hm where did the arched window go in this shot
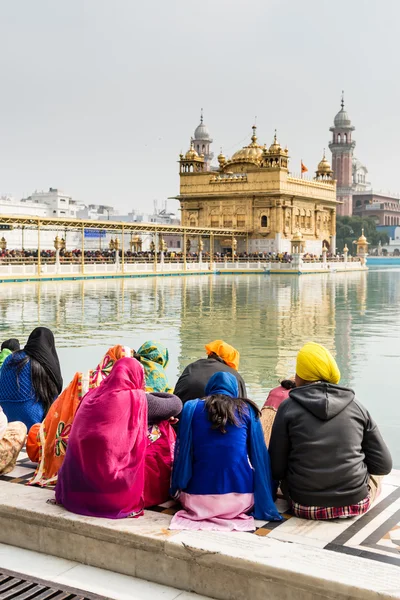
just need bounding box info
[337,133,341,143]
[344,133,348,143]
[202,144,205,153]
[261,215,268,228]
[197,145,200,152]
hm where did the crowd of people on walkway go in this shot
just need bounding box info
[0,329,392,531]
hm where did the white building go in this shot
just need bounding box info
[0,192,182,252]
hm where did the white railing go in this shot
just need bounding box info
[0,257,367,278]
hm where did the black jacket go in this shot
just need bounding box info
[269,383,392,507]
[174,357,247,404]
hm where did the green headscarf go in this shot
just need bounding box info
[135,340,171,393]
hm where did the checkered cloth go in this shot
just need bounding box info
[292,495,371,520]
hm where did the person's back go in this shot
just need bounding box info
[263,380,295,410]
[0,352,45,428]
[269,342,392,518]
[170,371,281,531]
[273,383,391,507]
[186,400,253,496]
[174,340,247,403]
[0,328,62,430]
[175,357,246,403]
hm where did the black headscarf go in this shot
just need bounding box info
[1,338,20,352]
[24,327,63,393]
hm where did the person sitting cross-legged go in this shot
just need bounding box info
[169,371,281,531]
[269,342,392,520]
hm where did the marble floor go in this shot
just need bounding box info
[2,450,400,569]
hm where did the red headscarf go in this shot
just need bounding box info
[55,358,148,519]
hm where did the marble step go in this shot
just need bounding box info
[0,481,399,600]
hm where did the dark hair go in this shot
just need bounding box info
[280,379,296,390]
[15,352,58,415]
[204,394,261,434]
[1,338,20,352]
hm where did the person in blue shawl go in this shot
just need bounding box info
[170,371,281,531]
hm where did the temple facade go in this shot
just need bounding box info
[176,120,338,254]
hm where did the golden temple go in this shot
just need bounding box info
[175,119,339,254]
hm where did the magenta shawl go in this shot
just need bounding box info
[55,358,148,519]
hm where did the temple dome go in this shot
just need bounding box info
[230,126,264,165]
[185,140,200,160]
[194,111,212,141]
[334,108,352,128]
[194,121,211,141]
[268,131,282,154]
[317,153,332,174]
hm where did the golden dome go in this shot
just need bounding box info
[218,149,226,165]
[229,126,264,165]
[317,151,333,174]
[357,229,367,243]
[269,131,282,154]
[184,139,200,160]
[292,230,303,242]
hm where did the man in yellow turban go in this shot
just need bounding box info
[269,342,392,521]
[174,340,246,405]
[295,342,341,386]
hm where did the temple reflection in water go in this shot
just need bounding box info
[0,270,398,462]
[0,271,372,397]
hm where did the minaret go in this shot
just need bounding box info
[192,109,214,171]
[329,93,356,216]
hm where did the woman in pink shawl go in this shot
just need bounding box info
[56,357,182,518]
[56,358,146,518]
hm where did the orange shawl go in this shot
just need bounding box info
[27,345,131,487]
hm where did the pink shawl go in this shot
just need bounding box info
[55,358,148,519]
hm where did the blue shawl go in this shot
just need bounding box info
[170,397,282,522]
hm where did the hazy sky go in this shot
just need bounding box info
[0,0,399,215]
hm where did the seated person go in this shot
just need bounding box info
[27,345,132,479]
[27,343,173,491]
[169,372,281,531]
[56,358,182,518]
[0,339,20,369]
[260,379,296,446]
[174,339,247,404]
[263,379,295,410]
[269,342,392,520]
[133,340,172,392]
[0,327,62,430]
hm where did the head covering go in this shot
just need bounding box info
[205,340,240,371]
[135,340,170,392]
[205,371,239,398]
[24,327,63,393]
[1,339,20,352]
[296,342,340,384]
[28,345,131,487]
[56,358,148,519]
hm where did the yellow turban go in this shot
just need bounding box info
[296,342,340,384]
[205,340,240,371]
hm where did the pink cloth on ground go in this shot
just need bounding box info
[263,386,290,410]
[169,492,255,532]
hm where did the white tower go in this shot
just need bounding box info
[192,109,214,171]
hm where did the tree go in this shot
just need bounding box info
[336,216,389,254]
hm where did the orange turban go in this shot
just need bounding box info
[205,340,240,371]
